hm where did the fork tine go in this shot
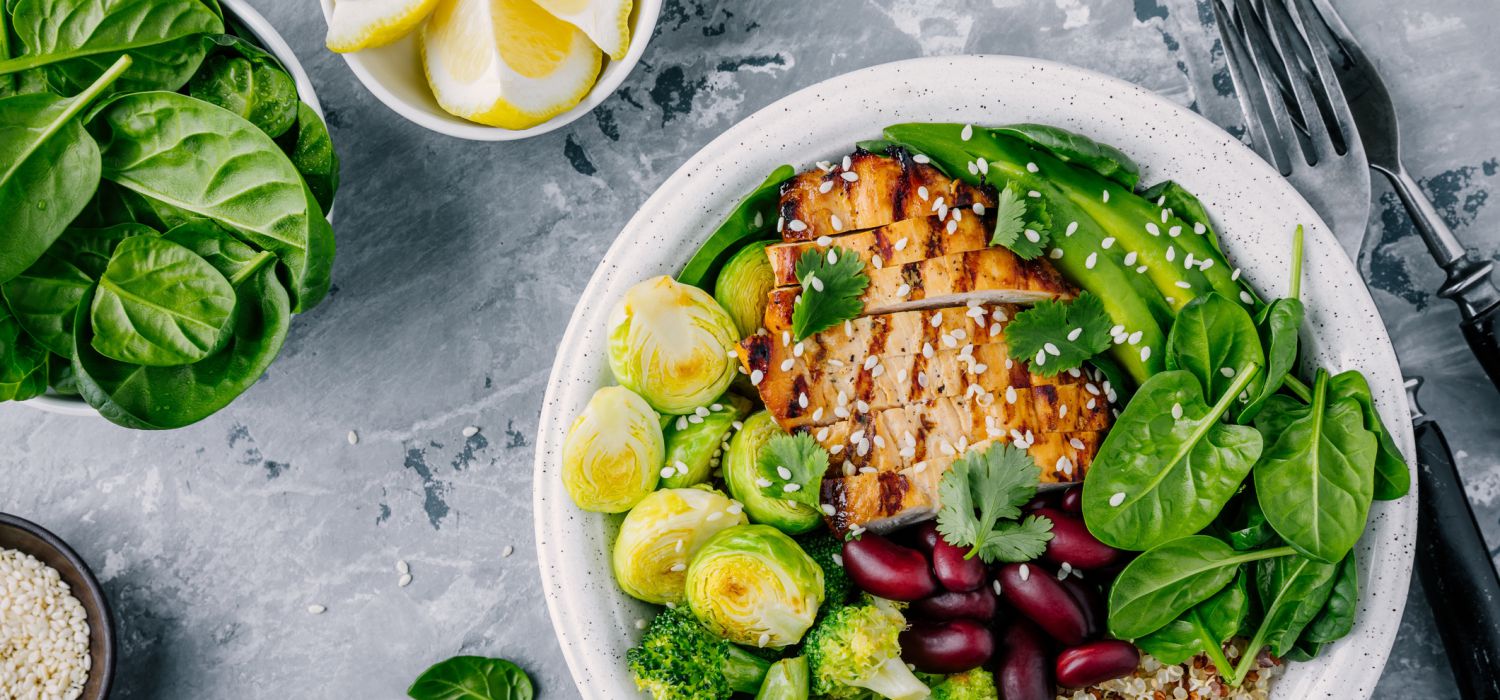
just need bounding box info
[1230,0,1302,173]
[1282,0,1360,154]
[1213,0,1291,172]
[1257,0,1341,162]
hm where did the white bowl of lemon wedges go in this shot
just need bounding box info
[319,0,660,140]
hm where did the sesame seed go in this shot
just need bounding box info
[750,370,764,385]
[821,504,836,516]
[978,158,990,175]
[1169,225,1182,237]
[1137,265,1149,274]
[1028,190,1042,198]
[777,216,785,232]
[810,275,825,292]
[1240,290,1255,304]
[1019,564,1031,581]
[896,283,912,297]
[1200,258,1215,270]
[1059,404,1068,418]
[1085,252,1098,269]
[399,573,412,587]
[812,407,824,422]
[831,215,844,231]
[1221,367,1236,378]
[1146,222,1161,236]
[670,563,687,572]
[818,180,834,193]
[974,203,986,215]
[1102,190,1110,203]
[1066,221,1079,236]
[961,124,974,141]
[1026,161,1040,173]
[918,185,930,200]
[788,219,808,232]
[676,416,688,431]
[1044,342,1061,356]
[1175,280,1192,289]
[871,365,885,378]
[827,249,838,264]
[1006,386,1018,404]
[968,161,979,176]
[397,559,410,574]
[1049,248,1064,259]
[780,359,795,372]
[993,580,1003,596]
[1172,403,1183,419]
[755,477,773,488]
[842,155,852,170]
[695,406,710,417]
[1101,237,1117,249]
[1067,327,1083,341]
[1124,251,1138,265]
[1140,346,1152,361]
[841,171,859,182]
[1025,229,1041,243]
[784,483,802,493]
[635,619,648,629]
[946,219,958,234]
[1161,209,1171,223]
[816,235,833,247]
[913,153,931,164]
[1109,492,1126,507]
[660,467,675,479]
[462,425,479,438]
[1036,349,1048,366]
[1194,222,1207,235]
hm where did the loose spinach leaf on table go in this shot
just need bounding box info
[1253,372,1377,564]
[72,242,289,429]
[89,235,237,367]
[281,102,340,214]
[1135,568,1248,666]
[992,123,1141,190]
[408,656,534,700]
[1106,535,1292,640]
[0,56,130,285]
[1228,553,1341,683]
[0,301,49,401]
[90,90,335,312]
[3,0,222,93]
[1081,366,1264,552]
[1166,292,1265,407]
[1329,370,1411,500]
[190,34,298,138]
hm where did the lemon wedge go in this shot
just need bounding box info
[422,0,603,129]
[532,0,632,61]
[326,0,442,53]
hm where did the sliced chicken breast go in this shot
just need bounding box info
[766,212,993,287]
[779,148,995,242]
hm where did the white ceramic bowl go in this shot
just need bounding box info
[316,0,662,141]
[533,56,1417,699]
[21,0,327,419]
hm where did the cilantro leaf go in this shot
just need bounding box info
[988,181,1050,260]
[791,247,868,341]
[975,514,1055,563]
[757,432,829,508]
[936,442,1045,562]
[1005,291,1114,376]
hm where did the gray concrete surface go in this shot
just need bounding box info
[2,0,1495,697]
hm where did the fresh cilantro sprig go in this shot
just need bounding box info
[791,247,869,341]
[757,432,829,508]
[988,181,1050,260]
[935,442,1053,562]
[1005,291,1114,376]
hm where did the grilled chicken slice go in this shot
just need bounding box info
[779,149,994,242]
[766,213,992,287]
[766,246,1073,318]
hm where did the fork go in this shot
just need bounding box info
[1213,1,1500,696]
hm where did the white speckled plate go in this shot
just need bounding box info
[533,55,1415,700]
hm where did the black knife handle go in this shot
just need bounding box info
[1460,302,1500,394]
[1415,419,1500,700]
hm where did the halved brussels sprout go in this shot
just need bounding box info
[685,524,825,649]
[714,242,774,339]
[661,393,752,489]
[613,487,748,604]
[609,276,741,415]
[724,411,823,534]
[562,386,663,513]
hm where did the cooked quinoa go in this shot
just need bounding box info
[0,547,91,700]
[1059,645,1282,700]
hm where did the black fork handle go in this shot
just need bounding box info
[1415,419,1500,700]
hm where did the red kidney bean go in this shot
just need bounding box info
[1055,640,1140,688]
[899,619,994,673]
[996,563,1089,645]
[842,533,938,601]
[1060,486,1083,513]
[1058,576,1104,639]
[930,537,987,592]
[1034,507,1123,571]
[912,587,999,622]
[994,619,1052,700]
[910,521,941,552]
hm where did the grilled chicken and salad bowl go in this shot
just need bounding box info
[548,120,1411,700]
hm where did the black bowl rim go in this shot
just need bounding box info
[0,512,117,699]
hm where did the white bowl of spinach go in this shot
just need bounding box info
[0,0,339,429]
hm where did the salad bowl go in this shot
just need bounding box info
[533,55,1416,699]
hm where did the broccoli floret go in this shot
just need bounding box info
[803,596,931,700]
[627,606,773,700]
[795,531,853,608]
[929,668,999,700]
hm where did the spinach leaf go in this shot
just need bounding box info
[1229,553,1340,683]
[1166,292,1265,406]
[89,235,236,366]
[282,102,339,214]
[678,164,795,290]
[189,34,298,138]
[1329,370,1410,500]
[1253,372,1377,563]
[1106,535,1292,640]
[48,223,152,279]
[91,90,335,312]
[73,180,168,229]
[4,0,222,93]
[0,5,13,96]
[72,244,289,429]
[1301,550,1358,645]
[1139,180,1225,253]
[0,55,130,284]
[48,352,79,394]
[0,300,49,400]
[992,123,1141,190]
[1218,488,1277,551]
[1239,226,1306,424]
[162,219,276,283]
[1082,366,1265,551]
[407,656,534,700]
[2,249,92,356]
[1135,569,1248,665]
